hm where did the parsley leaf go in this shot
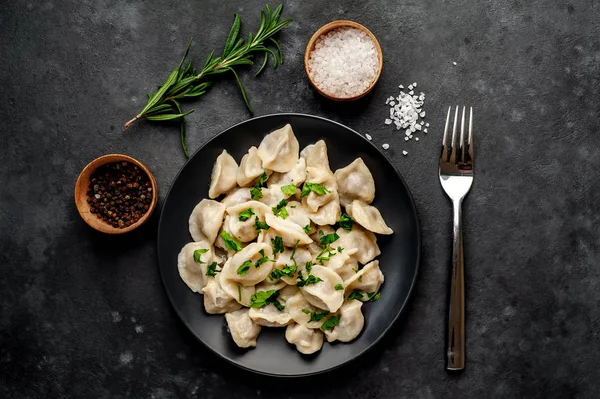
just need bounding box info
[303,224,311,234]
[206,262,219,277]
[367,291,381,302]
[358,275,363,283]
[273,301,285,311]
[255,171,268,186]
[237,260,253,276]
[238,208,255,221]
[220,231,241,252]
[290,240,300,268]
[300,182,331,197]
[320,316,340,332]
[334,284,344,291]
[297,274,323,287]
[250,289,281,309]
[253,217,270,232]
[320,233,340,247]
[250,171,269,200]
[193,248,209,263]
[316,247,337,263]
[352,267,359,273]
[302,308,311,314]
[237,283,242,301]
[269,263,297,280]
[290,205,297,208]
[271,236,284,253]
[255,249,274,268]
[308,310,330,322]
[280,184,297,196]
[305,262,312,274]
[272,199,288,219]
[337,246,344,253]
[348,290,364,300]
[338,213,354,231]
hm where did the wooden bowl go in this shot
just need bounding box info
[74,154,157,234]
[304,20,383,101]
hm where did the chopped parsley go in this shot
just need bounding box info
[205,262,219,277]
[250,289,284,311]
[348,290,364,300]
[320,233,340,247]
[338,213,354,231]
[280,184,297,196]
[237,283,242,301]
[236,260,254,276]
[297,273,323,287]
[337,246,344,253]
[320,315,340,332]
[303,224,311,234]
[302,309,330,323]
[193,248,209,263]
[220,231,241,252]
[290,240,300,268]
[250,171,269,200]
[300,182,331,197]
[302,308,311,314]
[334,284,344,291]
[238,208,255,221]
[358,275,363,283]
[253,217,270,232]
[316,247,337,263]
[367,291,381,302]
[269,264,297,280]
[305,262,312,274]
[271,236,284,253]
[352,267,359,273]
[272,199,289,219]
[255,249,274,268]
[290,205,297,208]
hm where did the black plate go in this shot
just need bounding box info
[157,113,420,377]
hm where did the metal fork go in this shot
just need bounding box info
[439,106,474,371]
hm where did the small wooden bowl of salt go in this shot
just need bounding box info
[304,20,383,101]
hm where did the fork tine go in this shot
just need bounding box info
[460,106,466,163]
[441,106,451,161]
[468,107,474,163]
[449,106,459,164]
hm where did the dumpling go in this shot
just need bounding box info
[335,226,381,265]
[255,279,287,292]
[221,242,274,286]
[177,241,219,293]
[249,304,292,327]
[219,266,255,306]
[268,157,307,187]
[334,158,375,206]
[221,187,251,208]
[343,260,384,300]
[202,277,242,314]
[285,323,324,354]
[265,213,312,247]
[225,309,261,348]
[286,291,329,329]
[237,146,263,187]
[279,284,300,301]
[285,201,312,230]
[259,186,289,207]
[300,265,344,313]
[324,300,364,343]
[346,200,393,235]
[257,124,299,173]
[306,193,341,226]
[323,248,359,281]
[225,201,272,243]
[301,140,337,189]
[273,247,312,285]
[188,199,226,243]
[209,150,238,199]
[302,186,336,213]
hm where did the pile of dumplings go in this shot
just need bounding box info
[178,124,393,354]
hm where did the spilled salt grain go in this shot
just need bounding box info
[307,27,379,98]
[382,143,390,150]
[365,134,372,141]
[402,150,408,156]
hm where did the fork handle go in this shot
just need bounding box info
[447,199,465,371]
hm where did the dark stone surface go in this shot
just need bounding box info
[1,0,599,397]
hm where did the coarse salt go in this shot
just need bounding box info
[365,133,372,141]
[382,143,390,150]
[383,82,428,152]
[402,150,408,156]
[307,27,379,98]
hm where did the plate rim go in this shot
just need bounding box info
[157,112,421,377]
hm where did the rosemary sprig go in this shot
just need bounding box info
[123,4,292,157]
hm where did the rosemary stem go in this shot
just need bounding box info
[123,116,140,131]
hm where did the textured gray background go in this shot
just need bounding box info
[1,0,600,398]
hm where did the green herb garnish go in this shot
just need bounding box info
[334,284,344,291]
[367,291,381,302]
[316,247,337,263]
[338,213,354,231]
[280,184,297,196]
[250,171,269,200]
[193,248,209,263]
[348,290,364,300]
[320,316,340,332]
[220,230,242,252]
[255,249,274,268]
[253,217,270,232]
[250,289,283,310]
[269,264,297,280]
[358,275,363,283]
[300,182,331,197]
[238,208,255,221]
[320,233,339,247]
[306,309,330,323]
[237,260,254,276]
[272,199,288,219]
[290,205,296,208]
[297,274,323,287]
[337,246,343,253]
[352,267,359,273]
[123,5,293,158]
[305,262,312,274]
[237,283,242,301]
[302,308,311,314]
[303,224,311,234]
[206,262,219,277]
[271,236,284,253]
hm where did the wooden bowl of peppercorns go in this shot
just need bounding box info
[74,154,157,234]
